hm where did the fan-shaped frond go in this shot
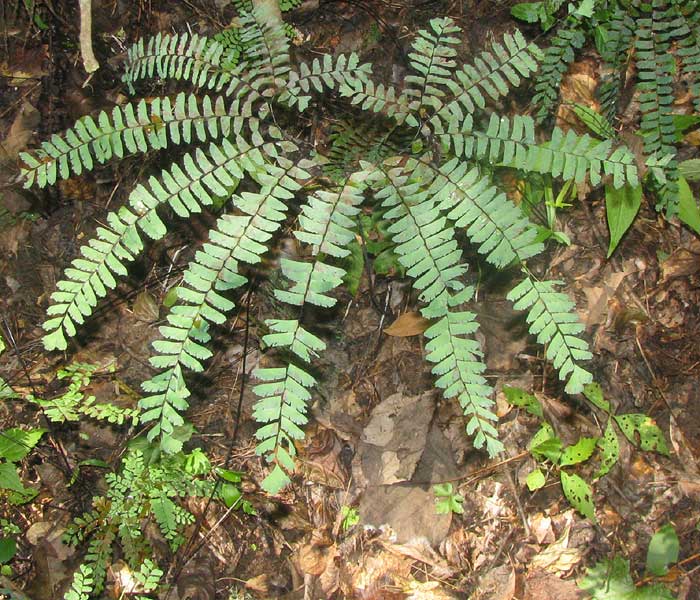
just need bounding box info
[140,156,310,452]
[122,33,234,93]
[436,30,542,118]
[280,53,372,111]
[42,135,272,352]
[20,93,251,188]
[507,276,592,394]
[401,16,461,126]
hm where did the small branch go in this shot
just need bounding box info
[78,0,99,74]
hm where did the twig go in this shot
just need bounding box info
[78,0,99,74]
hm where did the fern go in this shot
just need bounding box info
[64,565,94,600]
[23,9,647,496]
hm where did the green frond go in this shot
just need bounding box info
[140,157,309,452]
[422,156,543,267]
[42,135,272,352]
[532,16,586,122]
[507,276,592,394]
[20,93,251,188]
[339,78,411,122]
[254,169,369,491]
[122,32,235,93]
[373,157,501,455]
[238,4,291,96]
[64,565,95,600]
[434,114,640,188]
[253,363,316,493]
[280,53,372,111]
[597,7,635,122]
[401,16,462,126]
[437,30,542,118]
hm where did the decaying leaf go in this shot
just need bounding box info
[384,311,431,337]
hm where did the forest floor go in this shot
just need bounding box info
[1,0,700,599]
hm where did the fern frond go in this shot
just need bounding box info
[238,4,291,97]
[83,524,116,595]
[20,93,250,188]
[253,170,368,491]
[122,33,234,93]
[401,17,461,126]
[339,78,411,122]
[42,135,271,352]
[436,30,542,118]
[507,276,592,394]
[597,6,635,121]
[373,157,501,455]
[532,16,586,122]
[434,114,640,188]
[141,157,309,453]
[64,564,95,600]
[420,156,543,267]
[280,53,372,111]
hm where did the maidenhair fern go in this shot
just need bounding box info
[515,0,700,214]
[22,6,651,504]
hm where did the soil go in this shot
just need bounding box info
[1,0,699,599]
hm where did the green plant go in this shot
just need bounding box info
[579,524,679,599]
[0,427,46,505]
[513,0,700,215]
[26,362,139,426]
[61,445,220,598]
[20,5,657,496]
[433,482,465,515]
[340,505,360,531]
[504,384,669,521]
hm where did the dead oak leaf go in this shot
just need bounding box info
[384,311,430,337]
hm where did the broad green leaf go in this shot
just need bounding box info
[679,158,700,182]
[579,556,675,599]
[574,0,595,18]
[583,382,610,413]
[511,2,543,23]
[559,437,598,467]
[526,468,546,491]
[0,428,46,462]
[596,421,620,478]
[502,386,543,418]
[560,471,595,521]
[646,524,679,576]
[0,538,16,564]
[0,463,28,494]
[217,468,243,483]
[220,483,242,508]
[613,414,669,456]
[605,184,642,258]
[678,176,700,235]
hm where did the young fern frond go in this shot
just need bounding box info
[253,170,368,491]
[373,158,502,455]
[507,276,593,394]
[400,17,461,127]
[122,33,234,92]
[41,135,271,352]
[64,565,95,600]
[436,31,542,119]
[141,157,310,452]
[20,93,252,188]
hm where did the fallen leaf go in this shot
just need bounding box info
[132,290,160,322]
[660,239,700,283]
[1,101,40,161]
[530,521,582,574]
[244,574,269,594]
[384,311,430,337]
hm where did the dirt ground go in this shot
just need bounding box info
[1,0,699,599]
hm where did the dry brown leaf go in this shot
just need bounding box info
[244,574,269,594]
[1,101,40,161]
[132,291,160,322]
[530,522,582,574]
[384,311,431,337]
[297,541,337,577]
[660,240,700,283]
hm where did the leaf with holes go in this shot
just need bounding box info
[583,382,610,413]
[560,471,595,521]
[614,414,669,456]
[596,421,619,478]
[559,437,598,467]
[503,386,543,418]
